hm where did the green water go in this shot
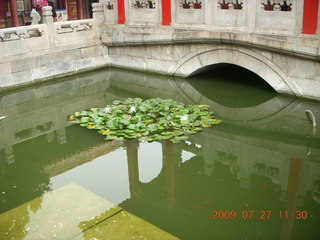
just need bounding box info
[0,67,320,239]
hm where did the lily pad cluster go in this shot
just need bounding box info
[69,98,221,143]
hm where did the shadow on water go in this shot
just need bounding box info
[187,64,278,108]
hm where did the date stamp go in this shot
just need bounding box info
[212,210,308,220]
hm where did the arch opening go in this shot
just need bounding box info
[187,64,278,108]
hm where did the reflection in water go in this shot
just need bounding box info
[187,64,278,108]
[0,68,319,239]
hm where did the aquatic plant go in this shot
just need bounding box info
[69,98,221,143]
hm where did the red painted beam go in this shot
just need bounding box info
[118,0,125,24]
[303,0,319,34]
[162,0,171,26]
[9,0,19,27]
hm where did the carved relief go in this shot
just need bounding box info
[105,1,114,10]
[180,0,203,9]
[218,0,243,10]
[261,0,292,11]
[131,0,156,9]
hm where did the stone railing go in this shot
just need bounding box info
[99,0,319,36]
[0,8,98,59]
[0,24,46,42]
[0,5,106,92]
[55,20,94,34]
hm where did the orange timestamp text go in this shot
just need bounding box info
[212,210,308,220]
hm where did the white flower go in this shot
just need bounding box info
[129,106,136,112]
[180,115,188,121]
[104,107,111,113]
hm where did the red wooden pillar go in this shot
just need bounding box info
[117,0,125,24]
[302,0,319,34]
[280,158,304,240]
[162,0,171,25]
[59,0,65,9]
[76,0,83,19]
[9,0,19,27]
[0,1,7,19]
[164,140,177,210]
[126,140,140,196]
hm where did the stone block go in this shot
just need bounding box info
[11,58,34,73]
[0,62,12,75]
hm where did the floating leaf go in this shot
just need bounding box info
[69,98,221,144]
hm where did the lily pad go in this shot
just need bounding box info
[69,98,221,143]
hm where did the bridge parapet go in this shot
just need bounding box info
[100,0,319,36]
[102,25,319,59]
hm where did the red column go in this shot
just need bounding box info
[59,0,65,9]
[0,1,7,20]
[165,140,177,210]
[302,0,319,34]
[76,0,83,19]
[9,0,19,27]
[126,140,140,196]
[162,0,171,25]
[118,0,125,24]
[280,158,304,240]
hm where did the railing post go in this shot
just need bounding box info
[93,2,104,38]
[204,0,213,25]
[247,0,257,32]
[42,6,55,48]
[93,2,105,26]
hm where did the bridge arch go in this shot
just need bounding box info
[169,47,296,95]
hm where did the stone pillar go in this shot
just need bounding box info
[204,0,213,25]
[9,0,19,27]
[238,148,251,188]
[246,0,257,32]
[93,3,104,39]
[4,145,14,164]
[56,127,67,144]
[77,0,84,19]
[42,6,55,48]
[295,0,305,35]
[93,2,105,26]
[162,0,171,25]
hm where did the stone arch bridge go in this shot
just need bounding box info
[102,26,320,100]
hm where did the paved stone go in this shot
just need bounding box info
[0,183,178,240]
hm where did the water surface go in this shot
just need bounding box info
[0,67,319,239]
